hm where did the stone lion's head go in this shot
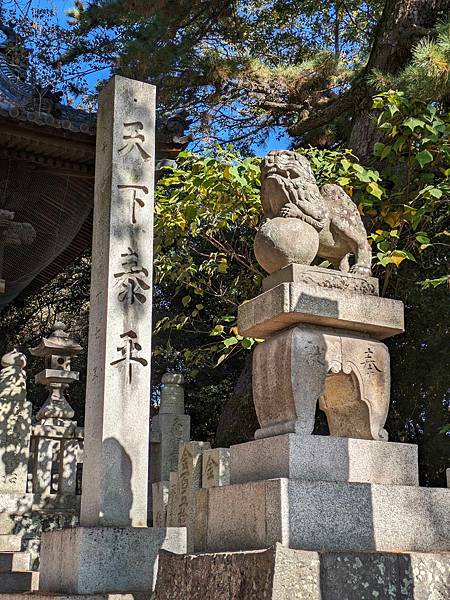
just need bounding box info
[261,150,316,183]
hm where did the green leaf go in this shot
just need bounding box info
[241,338,254,349]
[419,275,449,289]
[373,143,385,157]
[403,117,425,131]
[415,150,433,168]
[367,182,383,199]
[416,233,430,244]
[181,295,191,307]
[223,336,238,347]
[380,145,392,159]
[211,325,224,336]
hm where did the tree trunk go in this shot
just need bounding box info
[349,0,450,159]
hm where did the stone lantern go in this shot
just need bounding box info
[30,322,82,423]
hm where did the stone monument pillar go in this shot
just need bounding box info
[37,76,186,596]
[154,150,450,599]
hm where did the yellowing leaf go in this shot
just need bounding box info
[383,212,403,228]
[389,254,406,266]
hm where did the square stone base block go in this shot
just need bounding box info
[237,282,404,339]
[154,544,450,600]
[231,435,419,486]
[207,479,450,554]
[39,526,187,594]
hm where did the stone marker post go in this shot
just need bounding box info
[80,76,155,528]
[38,76,186,596]
[151,372,190,482]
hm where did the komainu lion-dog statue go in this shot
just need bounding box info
[254,150,372,275]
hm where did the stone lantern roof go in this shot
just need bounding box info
[29,322,83,357]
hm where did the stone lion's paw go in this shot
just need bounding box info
[350,264,371,276]
[280,203,301,218]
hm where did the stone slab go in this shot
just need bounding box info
[238,283,404,339]
[0,550,30,572]
[39,526,187,594]
[170,441,210,552]
[152,481,169,527]
[3,595,151,600]
[202,448,230,488]
[150,412,190,482]
[0,570,39,592]
[262,263,380,295]
[154,544,450,600]
[230,435,419,486]
[0,535,21,552]
[207,479,450,554]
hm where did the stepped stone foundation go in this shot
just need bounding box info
[154,544,450,600]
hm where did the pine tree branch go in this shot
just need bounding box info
[273,86,357,136]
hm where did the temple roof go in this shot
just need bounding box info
[0,24,190,307]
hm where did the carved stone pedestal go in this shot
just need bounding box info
[240,264,402,443]
[200,264,449,584]
[253,324,391,440]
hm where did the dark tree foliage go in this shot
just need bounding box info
[61,0,450,157]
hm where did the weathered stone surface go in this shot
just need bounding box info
[32,437,59,495]
[30,323,82,422]
[80,76,156,528]
[202,448,230,488]
[169,441,210,551]
[151,413,190,483]
[0,550,30,572]
[252,325,390,441]
[4,595,152,599]
[255,217,319,274]
[152,481,169,527]
[154,544,321,600]
[154,544,450,600]
[0,534,21,551]
[207,479,450,553]
[0,570,39,592]
[262,263,379,295]
[230,435,419,486]
[0,492,34,534]
[0,350,32,495]
[238,282,404,339]
[193,488,208,552]
[39,526,187,594]
[256,151,372,275]
[150,373,190,484]
[166,471,179,527]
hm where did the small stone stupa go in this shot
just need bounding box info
[154,150,450,599]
